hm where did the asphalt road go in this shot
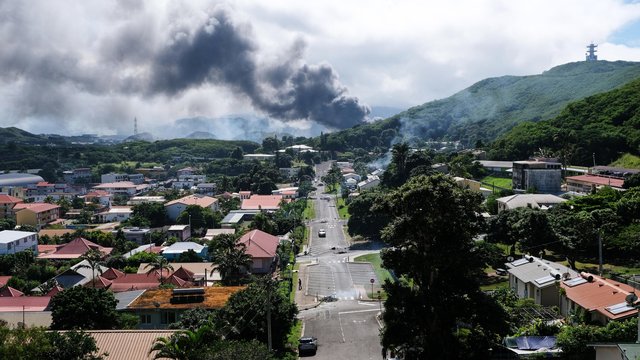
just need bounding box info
[297,161,383,359]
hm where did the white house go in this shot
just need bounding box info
[93,182,139,196]
[0,230,38,255]
[97,206,133,223]
[506,255,579,308]
[497,194,567,212]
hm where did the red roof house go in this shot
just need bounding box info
[0,194,23,219]
[37,237,113,260]
[0,286,24,297]
[238,229,280,273]
[0,276,12,287]
[92,267,194,292]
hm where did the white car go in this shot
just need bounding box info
[318,229,326,237]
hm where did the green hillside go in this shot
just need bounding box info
[488,77,640,165]
[0,127,50,144]
[323,60,640,150]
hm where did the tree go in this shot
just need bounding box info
[381,143,410,188]
[378,174,507,359]
[230,147,244,160]
[150,326,216,360]
[261,136,280,153]
[347,191,391,240]
[50,287,119,330]
[176,205,218,231]
[77,249,105,288]
[0,326,106,360]
[250,212,276,234]
[215,278,298,351]
[131,202,167,228]
[144,255,174,284]
[176,249,203,263]
[209,234,252,285]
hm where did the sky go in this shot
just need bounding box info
[2,0,640,139]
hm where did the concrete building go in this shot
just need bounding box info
[127,196,166,205]
[0,194,23,219]
[97,206,133,223]
[164,195,219,221]
[63,168,92,184]
[101,173,145,185]
[93,182,140,196]
[167,225,191,241]
[161,242,207,261]
[496,194,567,212]
[0,230,38,255]
[566,175,625,193]
[512,159,562,193]
[14,203,61,229]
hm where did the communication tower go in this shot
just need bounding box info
[586,43,598,62]
[134,117,138,136]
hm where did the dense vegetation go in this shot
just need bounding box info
[489,77,640,165]
[315,60,640,151]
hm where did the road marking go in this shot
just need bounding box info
[339,308,381,315]
[358,302,376,306]
[338,312,346,343]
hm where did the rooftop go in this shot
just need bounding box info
[566,174,625,188]
[162,242,206,254]
[165,195,218,208]
[497,194,567,210]
[127,286,244,310]
[0,194,23,204]
[13,202,60,213]
[85,330,177,360]
[239,229,279,258]
[94,181,137,189]
[38,238,113,259]
[562,272,638,320]
[0,230,37,244]
[506,256,579,287]
[240,195,286,210]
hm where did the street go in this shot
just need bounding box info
[296,161,384,359]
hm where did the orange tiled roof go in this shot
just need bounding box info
[566,175,625,188]
[165,195,218,208]
[128,286,244,310]
[0,194,23,204]
[239,229,279,259]
[13,202,60,213]
[240,195,287,210]
[562,272,638,320]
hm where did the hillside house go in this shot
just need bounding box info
[164,195,219,221]
[14,202,60,229]
[0,194,23,219]
[239,229,280,274]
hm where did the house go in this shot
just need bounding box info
[272,187,299,199]
[560,272,638,324]
[497,194,567,212]
[97,206,133,223]
[239,229,280,274]
[123,244,163,259]
[173,174,207,190]
[101,173,145,185]
[14,202,60,229]
[0,286,24,297]
[0,230,38,255]
[127,196,166,205]
[176,167,195,177]
[243,153,275,160]
[592,343,640,360]
[0,194,23,219]
[37,237,113,260]
[62,168,92,184]
[512,159,562,193]
[116,227,152,244]
[220,210,261,228]
[84,330,178,360]
[241,194,287,211]
[343,173,362,183]
[125,287,244,329]
[283,144,315,153]
[239,191,251,200]
[84,190,112,207]
[161,242,208,261]
[565,175,625,193]
[0,296,52,327]
[137,262,221,286]
[358,175,380,191]
[164,195,219,221]
[167,225,191,241]
[92,268,193,292]
[203,228,236,241]
[195,183,216,195]
[93,181,139,196]
[506,255,579,308]
[477,160,513,174]
[35,259,109,290]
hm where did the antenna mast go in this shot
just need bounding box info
[586,43,598,62]
[134,117,138,136]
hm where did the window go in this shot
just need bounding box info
[140,314,151,324]
[161,312,176,324]
[7,243,11,250]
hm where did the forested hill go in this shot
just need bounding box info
[488,77,640,166]
[322,60,640,151]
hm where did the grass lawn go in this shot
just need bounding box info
[480,175,512,190]
[336,197,350,219]
[286,319,303,355]
[480,279,509,291]
[303,199,315,220]
[290,263,300,303]
[354,253,393,284]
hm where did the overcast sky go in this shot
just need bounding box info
[2,0,640,138]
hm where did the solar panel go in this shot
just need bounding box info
[534,275,557,286]
[511,258,529,267]
[606,302,636,315]
[564,277,587,287]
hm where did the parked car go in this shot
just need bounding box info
[299,337,318,355]
[318,229,326,237]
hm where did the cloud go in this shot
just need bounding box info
[1,0,640,138]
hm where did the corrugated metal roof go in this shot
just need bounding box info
[114,290,146,310]
[562,273,638,320]
[507,256,578,287]
[86,330,177,360]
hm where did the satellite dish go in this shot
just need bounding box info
[507,256,514,263]
[626,293,638,305]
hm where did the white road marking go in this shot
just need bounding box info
[358,302,376,306]
[338,308,381,315]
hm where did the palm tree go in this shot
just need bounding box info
[149,326,216,360]
[77,249,105,288]
[210,235,252,286]
[145,255,174,284]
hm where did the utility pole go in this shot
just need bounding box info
[598,232,603,276]
[267,281,272,351]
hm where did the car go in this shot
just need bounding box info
[298,337,318,355]
[495,268,508,276]
[317,182,324,186]
[318,229,326,237]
